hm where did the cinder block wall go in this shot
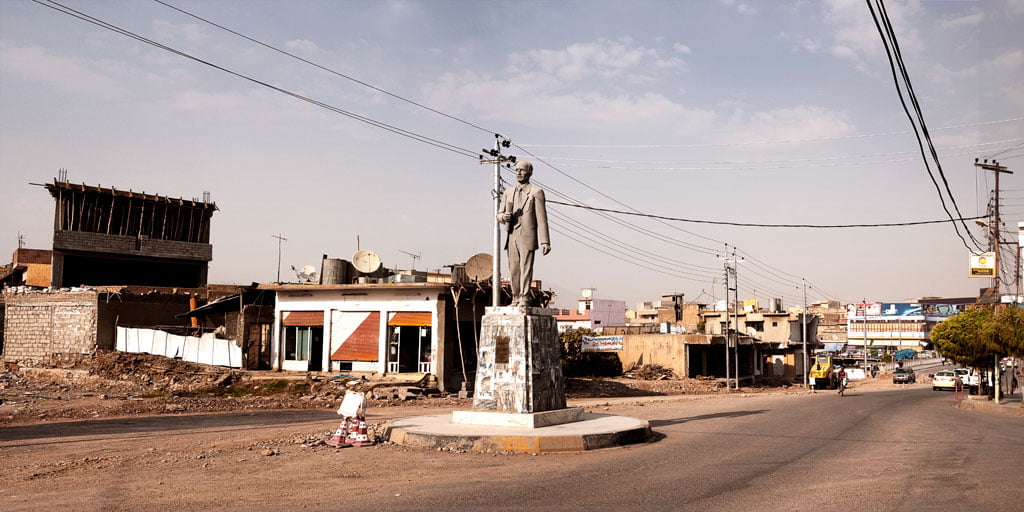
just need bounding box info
[1,291,98,365]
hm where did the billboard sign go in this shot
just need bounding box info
[922,303,965,317]
[847,302,882,318]
[969,252,995,277]
[880,303,923,317]
[582,335,623,352]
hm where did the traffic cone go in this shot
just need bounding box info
[326,420,350,447]
[345,415,374,447]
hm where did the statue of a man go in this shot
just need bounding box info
[497,160,551,306]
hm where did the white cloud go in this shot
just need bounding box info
[821,0,924,68]
[506,38,684,82]
[739,105,853,142]
[421,70,716,136]
[799,38,821,53]
[1000,84,1024,109]
[152,20,209,44]
[419,39,712,134]
[0,43,125,98]
[830,45,857,60]
[673,43,692,55]
[285,39,320,53]
[981,49,1024,71]
[719,0,757,15]
[1007,0,1024,16]
[938,12,984,30]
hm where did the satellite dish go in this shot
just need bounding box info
[465,253,493,282]
[292,265,320,283]
[352,250,382,274]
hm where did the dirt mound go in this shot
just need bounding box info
[88,351,234,392]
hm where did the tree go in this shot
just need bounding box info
[931,308,992,368]
[983,307,1024,358]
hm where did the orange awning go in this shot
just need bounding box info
[282,311,324,326]
[387,312,432,326]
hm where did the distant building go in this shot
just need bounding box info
[553,288,626,333]
[846,298,976,354]
[0,248,52,289]
[41,179,217,288]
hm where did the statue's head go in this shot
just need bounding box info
[515,160,533,184]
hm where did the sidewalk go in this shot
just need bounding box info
[956,392,1024,417]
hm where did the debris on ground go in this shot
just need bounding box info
[1,349,799,426]
[624,364,676,380]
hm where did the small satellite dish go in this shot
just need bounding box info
[352,250,382,274]
[292,265,320,283]
[465,253,493,282]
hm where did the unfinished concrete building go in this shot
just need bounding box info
[41,179,217,288]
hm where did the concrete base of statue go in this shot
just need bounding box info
[470,306,566,413]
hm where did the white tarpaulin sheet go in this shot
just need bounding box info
[115,327,241,368]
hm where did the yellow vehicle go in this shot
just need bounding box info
[809,354,836,389]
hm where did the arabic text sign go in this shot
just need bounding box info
[582,335,623,352]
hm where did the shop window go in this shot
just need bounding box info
[284,325,324,369]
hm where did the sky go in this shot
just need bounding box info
[1,0,1023,310]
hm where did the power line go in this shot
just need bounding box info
[547,200,987,228]
[531,137,1024,170]
[35,0,482,161]
[518,116,1024,149]
[867,0,981,252]
[151,0,497,137]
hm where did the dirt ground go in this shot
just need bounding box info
[0,353,802,426]
[2,353,957,511]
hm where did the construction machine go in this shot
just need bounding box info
[809,354,836,390]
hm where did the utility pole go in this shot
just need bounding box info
[975,159,1013,301]
[733,249,740,390]
[863,298,869,375]
[802,278,808,388]
[481,135,515,308]
[17,231,25,250]
[272,234,287,283]
[723,247,731,391]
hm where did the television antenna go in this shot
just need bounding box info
[399,250,421,270]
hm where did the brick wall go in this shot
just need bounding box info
[0,296,5,356]
[2,291,98,365]
[53,230,213,262]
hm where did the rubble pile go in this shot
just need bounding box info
[87,351,234,392]
[625,364,676,380]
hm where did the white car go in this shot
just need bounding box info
[932,370,958,391]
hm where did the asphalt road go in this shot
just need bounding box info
[409,387,1024,512]
[2,385,1021,511]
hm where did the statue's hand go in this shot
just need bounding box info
[541,243,551,255]
[497,213,511,224]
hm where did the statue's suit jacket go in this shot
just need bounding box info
[499,183,550,251]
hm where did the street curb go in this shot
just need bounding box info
[385,413,653,453]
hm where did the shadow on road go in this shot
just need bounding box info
[649,409,766,428]
[0,409,336,446]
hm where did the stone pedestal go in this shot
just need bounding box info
[471,306,566,413]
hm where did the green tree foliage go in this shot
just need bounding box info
[982,306,1024,358]
[931,308,992,368]
[559,328,622,377]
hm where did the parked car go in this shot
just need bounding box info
[953,368,979,389]
[932,370,958,391]
[893,367,916,384]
